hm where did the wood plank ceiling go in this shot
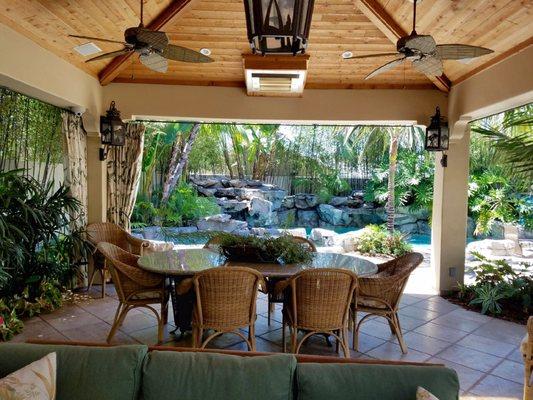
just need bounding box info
[0,0,531,90]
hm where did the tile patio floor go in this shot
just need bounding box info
[12,284,525,399]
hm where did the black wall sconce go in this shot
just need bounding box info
[424,106,449,167]
[99,101,125,161]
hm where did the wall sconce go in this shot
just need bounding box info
[99,101,125,161]
[424,106,449,167]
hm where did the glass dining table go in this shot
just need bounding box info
[137,248,378,335]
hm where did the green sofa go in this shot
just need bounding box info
[0,343,459,400]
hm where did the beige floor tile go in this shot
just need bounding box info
[491,359,524,385]
[457,334,517,358]
[366,341,432,363]
[437,345,503,372]
[128,323,177,345]
[414,322,470,343]
[114,312,158,334]
[402,331,451,355]
[398,305,441,321]
[469,374,523,399]
[428,357,486,393]
[471,319,527,346]
[431,314,488,333]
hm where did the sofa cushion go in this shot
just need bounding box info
[296,363,459,400]
[142,351,296,400]
[0,343,147,400]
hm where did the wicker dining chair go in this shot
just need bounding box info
[352,252,424,354]
[86,222,150,298]
[97,242,168,344]
[188,267,264,350]
[278,268,358,357]
[522,316,533,400]
[264,235,317,326]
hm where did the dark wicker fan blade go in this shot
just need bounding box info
[436,44,493,60]
[139,52,168,73]
[405,35,437,54]
[161,44,213,63]
[412,56,443,77]
[85,49,131,62]
[365,57,406,79]
[344,52,399,60]
[69,34,126,45]
[137,29,169,51]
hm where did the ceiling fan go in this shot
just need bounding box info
[344,0,493,79]
[69,0,213,73]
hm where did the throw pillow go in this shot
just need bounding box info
[417,386,439,400]
[0,352,56,400]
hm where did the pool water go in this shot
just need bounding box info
[165,228,433,246]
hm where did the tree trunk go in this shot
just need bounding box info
[161,123,201,204]
[386,132,399,234]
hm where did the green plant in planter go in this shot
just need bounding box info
[215,233,314,264]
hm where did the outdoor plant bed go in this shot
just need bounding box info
[444,252,532,325]
[215,233,314,264]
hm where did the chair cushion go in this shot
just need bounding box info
[296,362,460,400]
[0,343,147,400]
[142,351,296,400]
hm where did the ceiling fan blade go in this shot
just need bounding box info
[161,44,213,63]
[139,52,168,73]
[365,57,406,79]
[344,52,399,60]
[436,44,494,60]
[405,35,437,54]
[412,56,443,77]
[137,29,169,51]
[85,49,131,62]
[69,34,126,45]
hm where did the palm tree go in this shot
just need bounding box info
[345,125,424,233]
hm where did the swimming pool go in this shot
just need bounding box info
[161,228,433,246]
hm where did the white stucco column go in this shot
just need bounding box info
[431,126,470,294]
[86,133,107,224]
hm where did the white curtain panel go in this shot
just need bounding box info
[61,111,88,230]
[107,122,145,231]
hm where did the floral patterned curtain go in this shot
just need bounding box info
[107,122,145,231]
[61,111,88,230]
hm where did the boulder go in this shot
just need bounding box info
[220,179,231,188]
[278,208,297,227]
[467,217,476,238]
[332,230,366,252]
[466,239,515,258]
[417,220,431,235]
[141,226,165,240]
[233,229,251,236]
[196,179,220,188]
[229,179,245,188]
[309,228,338,246]
[196,186,217,197]
[215,187,237,198]
[329,197,348,207]
[245,179,263,187]
[282,196,295,209]
[295,194,320,209]
[217,198,249,213]
[263,189,286,211]
[298,210,319,226]
[346,197,364,208]
[285,228,307,238]
[197,214,248,233]
[393,213,418,226]
[345,208,382,227]
[164,226,198,235]
[318,204,349,226]
[248,197,277,226]
[397,223,418,234]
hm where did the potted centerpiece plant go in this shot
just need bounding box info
[215,233,314,264]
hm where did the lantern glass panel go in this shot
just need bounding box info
[261,0,295,33]
[440,125,449,150]
[100,116,112,145]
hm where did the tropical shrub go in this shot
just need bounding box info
[132,182,220,227]
[354,225,412,257]
[0,170,88,299]
[456,252,532,321]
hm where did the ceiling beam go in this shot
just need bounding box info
[356,0,451,92]
[99,0,196,86]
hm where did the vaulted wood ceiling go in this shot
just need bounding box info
[0,0,531,91]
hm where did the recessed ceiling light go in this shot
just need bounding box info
[73,42,102,56]
[341,51,353,59]
[200,48,211,56]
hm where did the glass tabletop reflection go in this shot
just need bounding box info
[137,248,377,278]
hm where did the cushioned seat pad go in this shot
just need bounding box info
[296,362,459,400]
[0,343,147,400]
[142,351,296,400]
